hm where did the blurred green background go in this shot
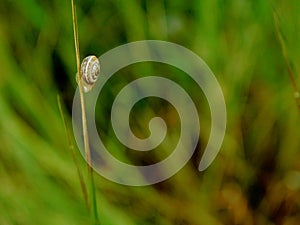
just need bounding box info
[0,0,300,224]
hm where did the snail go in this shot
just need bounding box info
[79,55,100,93]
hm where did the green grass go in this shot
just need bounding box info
[0,0,300,224]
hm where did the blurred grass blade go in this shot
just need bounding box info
[273,10,300,112]
[57,95,89,210]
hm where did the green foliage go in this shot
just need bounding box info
[0,0,299,224]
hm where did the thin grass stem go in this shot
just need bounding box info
[57,95,89,210]
[71,0,100,224]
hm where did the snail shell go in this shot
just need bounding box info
[80,55,100,92]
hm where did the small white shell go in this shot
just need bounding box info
[80,55,100,93]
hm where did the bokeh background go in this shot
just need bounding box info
[0,0,300,224]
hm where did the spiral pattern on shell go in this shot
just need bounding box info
[80,55,100,88]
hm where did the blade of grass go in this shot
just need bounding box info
[71,0,100,224]
[273,10,300,112]
[57,95,89,210]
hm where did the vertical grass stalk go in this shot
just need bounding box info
[71,0,100,224]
